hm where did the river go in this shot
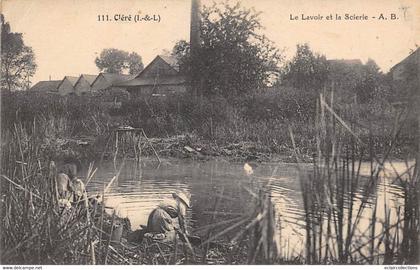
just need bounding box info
[86,158,410,258]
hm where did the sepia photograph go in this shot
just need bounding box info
[0,0,419,266]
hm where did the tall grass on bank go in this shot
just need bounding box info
[393,159,419,264]
[2,88,413,160]
[192,177,282,264]
[1,123,93,264]
[0,121,262,265]
[0,122,127,264]
[290,94,419,264]
[1,90,417,264]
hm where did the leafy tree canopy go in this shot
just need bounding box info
[281,43,329,94]
[95,48,144,75]
[1,15,37,91]
[281,44,386,104]
[355,58,383,103]
[172,2,282,97]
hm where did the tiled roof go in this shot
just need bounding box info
[328,59,363,66]
[116,75,186,87]
[65,76,79,86]
[30,80,61,92]
[81,74,98,85]
[390,47,420,71]
[101,73,136,85]
[158,55,180,71]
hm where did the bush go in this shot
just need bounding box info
[1,87,412,158]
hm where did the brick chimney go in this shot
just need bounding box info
[190,0,201,97]
[190,0,201,55]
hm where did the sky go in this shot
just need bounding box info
[2,0,420,85]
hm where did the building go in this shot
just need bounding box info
[389,48,420,156]
[117,55,187,97]
[29,80,61,93]
[91,73,135,92]
[390,48,420,82]
[57,76,78,95]
[389,48,420,104]
[74,74,97,95]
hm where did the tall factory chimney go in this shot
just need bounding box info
[190,0,201,97]
[190,0,201,56]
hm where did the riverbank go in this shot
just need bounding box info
[47,132,312,166]
[2,112,418,265]
[2,91,418,265]
[91,192,297,265]
[146,134,312,163]
[49,131,415,167]
[4,90,413,167]
[95,210,264,265]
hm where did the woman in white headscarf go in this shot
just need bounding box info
[145,190,191,240]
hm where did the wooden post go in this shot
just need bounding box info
[141,129,161,164]
[113,131,119,171]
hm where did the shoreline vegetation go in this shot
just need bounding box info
[1,90,416,165]
[1,88,419,265]
[1,2,419,264]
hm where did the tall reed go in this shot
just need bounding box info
[291,93,419,264]
[1,123,95,264]
[0,120,132,264]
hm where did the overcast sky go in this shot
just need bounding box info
[3,0,419,85]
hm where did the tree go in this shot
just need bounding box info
[171,40,190,74]
[95,48,144,74]
[172,2,282,97]
[172,40,189,59]
[355,58,382,103]
[327,59,364,102]
[281,43,329,94]
[1,15,37,91]
[127,52,144,75]
[275,44,330,120]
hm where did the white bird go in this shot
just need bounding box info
[244,163,254,175]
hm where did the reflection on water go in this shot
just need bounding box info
[86,159,407,257]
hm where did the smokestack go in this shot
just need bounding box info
[49,75,51,81]
[190,0,201,56]
[190,0,201,97]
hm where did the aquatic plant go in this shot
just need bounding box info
[290,93,419,264]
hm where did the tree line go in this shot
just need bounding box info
[0,2,400,106]
[0,14,145,91]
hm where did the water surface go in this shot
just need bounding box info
[86,158,408,257]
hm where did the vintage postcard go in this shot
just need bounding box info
[1,0,419,267]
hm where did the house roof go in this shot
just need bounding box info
[328,59,363,66]
[98,73,136,85]
[158,55,180,72]
[74,74,98,87]
[134,55,180,80]
[91,73,136,86]
[30,80,61,92]
[390,47,420,71]
[56,76,79,90]
[116,75,186,87]
[82,74,98,85]
[65,76,79,86]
